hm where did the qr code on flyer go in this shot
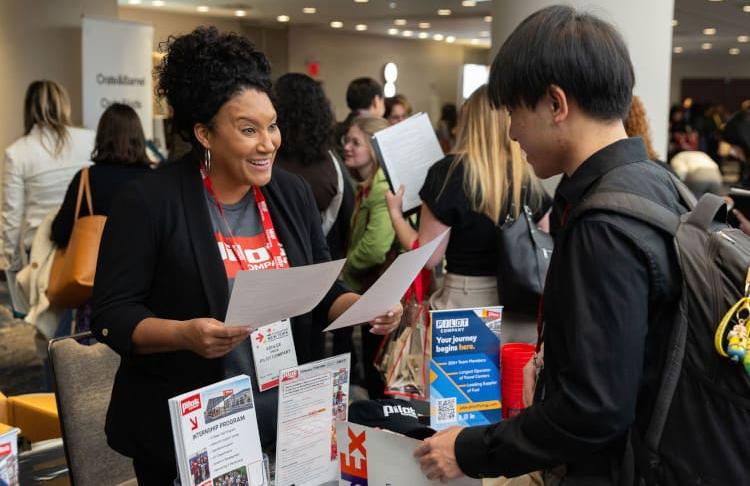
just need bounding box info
[435,397,457,424]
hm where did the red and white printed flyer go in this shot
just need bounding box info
[169,375,266,486]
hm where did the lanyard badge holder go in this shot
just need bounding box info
[715,267,750,376]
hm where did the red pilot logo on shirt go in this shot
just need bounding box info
[215,233,288,278]
[181,394,202,416]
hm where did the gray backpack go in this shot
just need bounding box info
[573,178,750,484]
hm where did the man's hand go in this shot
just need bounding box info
[414,426,465,482]
[734,209,750,236]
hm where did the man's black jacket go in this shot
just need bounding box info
[455,138,686,484]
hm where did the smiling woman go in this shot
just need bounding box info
[89,26,402,484]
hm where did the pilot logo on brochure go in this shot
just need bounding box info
[180,394,202,416]
[340,427,368,485]
[280,369,299,382]
[0,442,11,457]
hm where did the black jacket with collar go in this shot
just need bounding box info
[456,138,686,484]
[91,153,348,465]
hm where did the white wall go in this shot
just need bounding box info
[0,0,118,152]
[288,26,489,123]
[118,7,289,79]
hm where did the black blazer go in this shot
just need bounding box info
[91,153,348,465]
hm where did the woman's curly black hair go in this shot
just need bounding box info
[156,26,272,147]
[273,73,335,166]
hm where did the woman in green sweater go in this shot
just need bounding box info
[341,115,395,398]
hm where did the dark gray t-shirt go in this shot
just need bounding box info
[203,187,280,450]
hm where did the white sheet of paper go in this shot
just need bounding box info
[323,229,450,331]
[337,422,480,485]
[225,259,345,328]
[372,112,444,212]
[275,372,334,486]
[275,354,350,486]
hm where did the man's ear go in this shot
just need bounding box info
[194,123,211,150]
[547,85,569,123]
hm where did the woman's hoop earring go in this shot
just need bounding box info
[204,148,212,174]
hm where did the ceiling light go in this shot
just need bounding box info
[673,46,684,53]
[672,19,678,27]
[462,0,477,6]
[703,27,717,35]
[484,15,492,22]
[446,35,456,43]
[388,28,399,35]
[402,30,413,37]
[702,42,713,49]
[196,5,209,12]
[330,20,343,28]
[277,15,290,22]
[418,32,429,39]
[745,5,750,12]
[433,34,444,41]
[730,47,741,55]
[394,19,407,26]
[708,0,723,2]
[438,9,452,16]
[235,10,246,17]
[739,35,750,43]
[471,39,480,45]
[356,24,368,31]
[418,22,431,29]
[303,7,316,14]
[128,0,141,4]
[354,0,369,3]
[151,0,164,5]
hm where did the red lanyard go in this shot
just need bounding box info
[200,165,288,271]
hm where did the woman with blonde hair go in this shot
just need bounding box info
[341,115,396,398]
[386,85,547,310]
[3,80,95,311]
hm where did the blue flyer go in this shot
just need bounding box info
[429,306,502,431]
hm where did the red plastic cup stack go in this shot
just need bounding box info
[501,343,536,419]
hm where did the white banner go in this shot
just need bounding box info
[82,17,154,138]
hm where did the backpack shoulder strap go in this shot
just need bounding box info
[571,191,682,236]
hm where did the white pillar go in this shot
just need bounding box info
[491,0,675,161]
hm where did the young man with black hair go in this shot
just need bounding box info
[334,77,385,158]
[415,5,686,484]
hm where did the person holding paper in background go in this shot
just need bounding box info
[385,86,549,311]
[90,27,401,485]
[341,116,397,398]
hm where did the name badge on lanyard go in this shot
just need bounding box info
[201,164,296,391]
[250,319,298,391]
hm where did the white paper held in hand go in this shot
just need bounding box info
[372,112,444,212]
[225,259,346,328]
[323,229,450,331]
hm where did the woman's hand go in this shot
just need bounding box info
[385,184,406,219]
[368,303,403,335]
[180,318,251,359]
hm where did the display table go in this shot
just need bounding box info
[8,393,60,443]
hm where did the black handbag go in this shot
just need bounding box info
[496,190,553,316]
